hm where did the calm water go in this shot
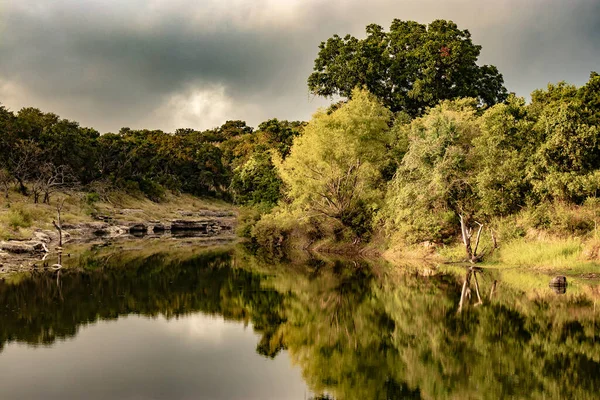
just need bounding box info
[0,241,599,399]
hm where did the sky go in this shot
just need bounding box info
[0,0,599,133]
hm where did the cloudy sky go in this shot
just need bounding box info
[1,0,599,133]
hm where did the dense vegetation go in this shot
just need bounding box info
[308,19,507,116]
[1,18,599,258]
[250,71,600,253]
[247,20,600,256]
[0,108,303,204]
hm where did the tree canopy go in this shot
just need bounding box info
[308,19,508,116]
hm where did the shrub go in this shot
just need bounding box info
[251,208,303,250]
[85,192,100,205]
[6,207,33,229]
[138,179,166,202]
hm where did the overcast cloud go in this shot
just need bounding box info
[0,0,598,133]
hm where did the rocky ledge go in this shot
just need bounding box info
[0,211,236,271]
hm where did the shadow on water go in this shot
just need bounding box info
[1,243,599,399]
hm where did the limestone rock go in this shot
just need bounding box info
[0,241,46,254]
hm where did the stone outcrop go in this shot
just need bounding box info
[0,209,237,272]
[0,240,46,254]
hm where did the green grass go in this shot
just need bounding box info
[495,238,591,270]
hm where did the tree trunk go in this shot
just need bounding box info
[16,178,27,195]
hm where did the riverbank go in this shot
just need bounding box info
[0,190,237,273]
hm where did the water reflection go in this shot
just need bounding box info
[0,244,599,399]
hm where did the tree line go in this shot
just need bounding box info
[0,105,303,204]
[248,19,600,255]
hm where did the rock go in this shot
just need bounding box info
[170,219,210,231]
[120,209,144,214]
[32,231,52,244]
[178,210,236,218]
[94,214,113,222]
[0,241,46,254]
[94,225,129,237]
[128,223,148,233]
[549,276,567,287]
[151,223,168,232]
[61,223,79,229]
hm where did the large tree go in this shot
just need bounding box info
[308,19,507,116]
[277,89,393,230]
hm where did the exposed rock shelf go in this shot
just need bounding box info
[0,210,237,272]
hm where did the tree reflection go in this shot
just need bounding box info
[1,246,599,399]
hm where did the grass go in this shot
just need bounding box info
[492,237,600,274]
[0,188,236,242]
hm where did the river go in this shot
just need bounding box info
[0,239,599,399]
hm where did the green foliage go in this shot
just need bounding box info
[5,207,33,229]
[0,103,304,203]
[383,99,480,243]
[381,72,600,245]
[275,89,392,239]
[251,207,302,250]
[230,152,282,206]
[473,96,534,217]
[84,192,100,205]
[257,119,304,159]
[308,19,507,116]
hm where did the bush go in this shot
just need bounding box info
[138,179,166,202]
[251,208,303,250]
[237,204,273,239]
[85,192,100,205]
[6,207,33,229]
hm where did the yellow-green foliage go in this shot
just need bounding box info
[251,207,308,249]
[382,99,480,243]
[277,88,392,222]
[252,89,394,245]
[5,207,33,230]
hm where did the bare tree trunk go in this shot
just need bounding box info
[459,214,473,260]
[489,280,497,300]
[459,214,485,263]
[473,272,483,305]
[473,222,484,259]
[458,270,472,313]
[16,178,27,195]
[52,200,64,269]
[491,229,498,249]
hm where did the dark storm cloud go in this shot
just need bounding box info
[0,0,598,133]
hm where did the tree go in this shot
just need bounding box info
[30,164,78,204]
[9,139,41,195]
[277,89,393,235]
[472,96,534,217]
[383,99,481,244]
[527,75,600,202]
[0,169,12,199]
[216,120,253,141]
[308,19,507,116]
[256,119,305,159]
[230,152,282,206]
